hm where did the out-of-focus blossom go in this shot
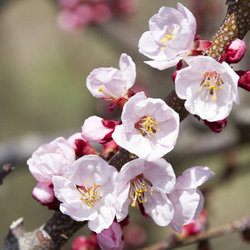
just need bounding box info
[57,4,93,32]
[123,224,146,247]
[72,233,99,250]
[27,137,76,206]
[219,38,246,64]
[138,3,197,70]
[92,3,112,23]
[175,55,240,122]
[112,92,179,161]
[96,221,124,250]
[67,132,98,157]
[57,0,138,32]
[81,116,120,144]
[168,166,214,233]
[115,158,175,226]
[52,155,117,233]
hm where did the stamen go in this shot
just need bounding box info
[198,71,224,101]
[160,25,179,50]
[78,182,102,208]
[129,175,153,207]
[134,115,160,138]
[98,85,120,100]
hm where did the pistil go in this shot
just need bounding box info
[198,71,224,101]
[78,182,102,208]
[134,115,160,138]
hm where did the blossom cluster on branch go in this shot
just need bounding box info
[23,1,250,249]
[56,0,139,32]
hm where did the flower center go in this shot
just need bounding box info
[134,115,160,138]
[160,25,179,51]
[198,71,224,101]
[78,182,102,208]
[129,174,153,207]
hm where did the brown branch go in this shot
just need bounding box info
[139,213,250,250]
[206,0,250,59]
[3,210,87,250]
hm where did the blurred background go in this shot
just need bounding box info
[1,0,250,249]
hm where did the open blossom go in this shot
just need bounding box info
[112,92,179,161]
[168,166,214,233]
[175,55,240,122]
[27,137,76,206]
[86,53,136,101]
[52,155,118,233]
[138,3,197,70]
[115,158,176,226]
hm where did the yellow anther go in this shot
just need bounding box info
[78,182,102,208]
[129,175,153,207]
[135,115,160,138]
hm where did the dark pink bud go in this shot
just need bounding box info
[204,118,227,133]
[68,133,98,157]
[72,236,89,250]
[237,70,250,91]
[192,39,212,51]
[219,39,246,64]
[72,233,98,250]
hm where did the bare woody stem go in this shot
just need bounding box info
[140,213,250,250]
[0,164,14,185]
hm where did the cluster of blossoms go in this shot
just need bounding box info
[27,2,250,249]
[56,0,139,32]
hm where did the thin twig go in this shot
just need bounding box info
[0,163,14,185]
[140,214,250,250]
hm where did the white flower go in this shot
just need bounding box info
[52,155,118,233]
[138,3,197,70]
[115,158,176,227]
[27,137,76,183]
[175,55,240,122]
[112,92,179,161]
[86,53,136,100]
[168,166,214,233]
[27,137,76,206]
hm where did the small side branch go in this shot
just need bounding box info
[140,214,250,250]
[0,163,14,185]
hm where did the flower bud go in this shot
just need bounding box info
[96,222,124,250]
[237,70,250,91]
[204,118,227,133]
[219,39,246,64]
